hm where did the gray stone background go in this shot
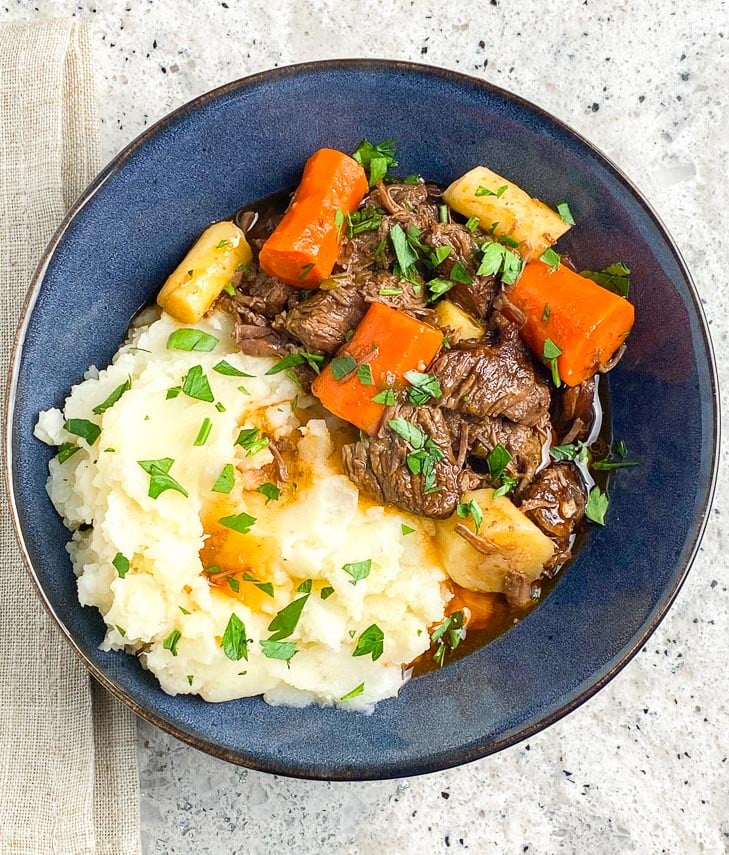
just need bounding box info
[3,0,728,852]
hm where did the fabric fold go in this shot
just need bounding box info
[0,20,141,855]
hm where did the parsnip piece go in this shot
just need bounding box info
[434,300,484,343]
[157,221,252,323]
[434,488,554,593]
[442,166,570,260]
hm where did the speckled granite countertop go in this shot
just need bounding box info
[3,0,728,852]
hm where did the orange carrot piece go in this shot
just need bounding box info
[510,260,635,387]
[311,302,444,434]
[258,148,368,287]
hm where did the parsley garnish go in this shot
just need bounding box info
[112,552,130,578]
[162,629,181,656]
[389,418,444,494]
[347,206,384,236]
[388,418,426,447]
[540,247,561,272]
[549,442,589,466]
[218,512,256,534]
[476,242,523,285]
[227,577,240,593]
[464,216,480,233]
[492,476,517,498]
[487,443,512,480]
[182,365,214,402]
[256,482,281,503]
[92,379,131,415]
[137,458,188,499]
[223,282,236,296]
[235,427,269,456]
[166,386,181,399]
[542,304,551,321]
[341,683,365,702]
[475,184,508,197]
[429,245,452,267]
[213,360,254,377]
[166,328,219,352]
[260,640,297,663]
[320,586,335,600]
[64,419,101,446]
[212,463,235,493]
[56,443,81,464]
[334,209,345,241]
[193,418,212,446]
[352,623,384,661]
[343,559,372,585]
[265,351,325,375]
[296,579,312,593]
[404,370,442,406]
[557,201,576,225]
[242,573,275,598]
[330,354,358,380]
[371,389,396,406]
[216,239,229,249]
[221,613,249,661]
[431,610,466,667]
[390,224,419,274]
[267,594,309,641]
[449,261,473,285]
[457,500,483,534]
[352,139,397,186]
[580,262,631,298]
[401,524,415,535]
[299,262,315,280]
[543,338,563,386]
[438,204,449,223]
[356,364,374,386]
[426,278,456,301]
[586,486,609,525]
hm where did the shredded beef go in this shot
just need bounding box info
[280,286,368,355]
[551,377,597,444]
[341,405,462,518]
[431,325,550,426]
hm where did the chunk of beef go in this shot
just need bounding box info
[358,270,428,316]
[227,268,300,319]
[281,286,368,354]
[551,376,597,444]
[519,463,586,566]
[231,317,293,357]
[443,410,548,484]
[338,226,384,272]
[431,325,550,427]
[341,405,462,518]
[425,222,479,273]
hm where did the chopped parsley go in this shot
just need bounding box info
[92,378,131,415]
[267,594,309,641]
[585,486,609,525]
[341,683,365,702]
[540,247,561,272]
[162,629,181,656]
[401,524,415,536]
[371,388,396,406]
[260,640,297,663]
[182,365,214,402]
[389,418,444,494]
[265,351,325,375]
[137,458,188,499]
[242,573,275,598]
[464,216,480,233]
[356,364,374,386]
[475,184,508,197]
[347,206,384,236]
[212,463,235,493]
[334,209,345,241]
[426,278,456,301]
[352,623,384,661]
[299,262,315,280]
[227,577,240,593]
[56,443,81,464]
[431,610,466,667]
[112,552,130,578]
[64,419,101,446]
[330,354,358,380]
[492,476,518,498]
[296,579,313,594]
[256,482,281,503]
[320,586,335,600]
[390,223,419,275]
[166,328,219,352]
[549,442,589,466]
[193,418,212,446]
[213,359,254,377]
[449,261,473,285]
[457,500,483,534]
[487,443,512,480]
[235,427,269,456]
[218,512,256,535]
[543,338,563,386]
[476,241,523,285]
[352,139,397,186]
[221,613,249,661]
[223,282,236,296]
[166,386,181,399]
[343,559,372,585]
[216,239,229,249]
[542,304,551,321]
[580,262,631,298]
[404,370,442,406]
[556,200,576,225]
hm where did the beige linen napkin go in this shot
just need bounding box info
[1,20,141,855]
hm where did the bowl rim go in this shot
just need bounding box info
[4,58,720,780]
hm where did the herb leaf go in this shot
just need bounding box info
[404,370,442,406]
[182,365,214,402]
[540,247,561,272]
[449,261,473,285]
[487,443,512,480]
[352,139,397,186]
[456,500,483,534]
[556,201,576,225]
[492,475,517,498]
[330,354,358,380]
[213,360,254,377]
[137,458,188,499]
[242,573,275,598]
[390,224,419,274]
[343,559,372,585]
[267,595,309,641]
[476,242,523,285]
[92,379,131,415]
[65,419,101,446]
[401,524,415,535]
[221,613,249,661]
[388,418,426,449]
[586,486,609,525]
[543,338,563,386]
[352,623,384,661]
[212,463,235,493]
[356,364,374,386]
[431,610,466,667]
[320,586,335,600]
[341,682,365,702]
[265,351,325,375]
[112,552,130,578]
[218,512,256,535]
[235,427,269,456]
[591,459,640,471]
[580,262,631,298]
[371,389,396,406]
[260,640,297,662]
[193,418,212,446]
[56,443,81,464]
[167,328,219,352]
[163,629,181,656]
[256,482,281,503]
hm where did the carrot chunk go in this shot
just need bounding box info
[311,303,444,434]
[258,148,368,287]
[509,260,635,386]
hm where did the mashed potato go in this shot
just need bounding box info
[35,309,449,710]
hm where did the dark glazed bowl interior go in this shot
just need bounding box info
[6,61,717,780]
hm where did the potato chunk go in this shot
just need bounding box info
[157,221,252,323]
[434,300,484,343]
[442,166,570,260]
[434,488,554,593]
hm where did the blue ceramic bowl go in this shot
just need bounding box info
[6,61,718,780]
